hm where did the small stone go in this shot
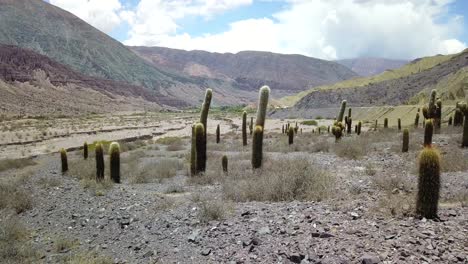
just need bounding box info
[361,254,380,264]
[350,212,360,220]
[258,226,271,235]
[142,250,154,258]
[201,248,211,256]
[311,232,334,238]
[188,229,201,243]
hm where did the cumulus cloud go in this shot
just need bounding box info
[49,0,124,33]
[124,0,466,60]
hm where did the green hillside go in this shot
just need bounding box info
[281,52,458,106]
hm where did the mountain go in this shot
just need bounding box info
[0,44,161,116]
[0,0,218,107]
[336,58,409,77]
[129,46,359,97]
[288,49,468,110]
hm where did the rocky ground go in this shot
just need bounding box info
[0,120,467,264]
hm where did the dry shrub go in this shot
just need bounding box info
[54,236,78,253]
[0,158,36,173]
[68,159,113,195]
[371,172,412,192]
[65,251,113,264]
[222,158,334,202]
[0,215,38,263]
[333,137,369,159]
[440,148,468,172]
[197,196,231,223]
[0,176,33,214]
[376,193,415,217]
[127,158,183,184]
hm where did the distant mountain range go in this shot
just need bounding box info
[336,58,409,77]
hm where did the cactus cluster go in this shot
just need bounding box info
[191,89,212,175]
[422,90,441,133]
[252,86,270,169]
[331,100,347,141]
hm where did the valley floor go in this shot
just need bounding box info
[0,115,467,263]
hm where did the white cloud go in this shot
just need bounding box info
[49,0,123,33]
[124,0,466,59]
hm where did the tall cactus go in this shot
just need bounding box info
[416,147,441,219]
[83,142,88,160]
[402,129,409,152]
[200,89,212,131]
[109,142,120,183]
[250,117,253,135]
[222,155,228,173]
[216,124,220,144]
[95,143,105,181]
[252,86,270,169]
[194,123,206,173]
[424,119,434,147]
[60,148,68,173]
[288,126,294,145]
[242,111,247,146]
[337,100,347,122]
[252,125,263,169]
[459,103,468,147]
[190,125,196,176]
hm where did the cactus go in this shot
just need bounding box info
[190,125,196,176]
[459,103,468,147]
[422,90,441,133]
[398,118,401,131]
[83,142,88,160]
[435,99,442,132]
[414,112,420,128]
[60,148,68,173]
[251,125,263,169]
[198,89,212,172]
[348,108,352,118]
[448,115,452,126]
[242,111,247,146]
[424,119,434,147]
[194,123,206,173]
[384,118,388,128]
[255,86,270,128]
[282,125,284,134]
[337,100,347,122]
[216,124,220,144]
[200,89,212,131]
[251,86,270,169]
[250,117,253,135]
[357,121,362,135]
[402,129,409,152]
[331,122,344,142]
[347,117,352,134]
[300,128,302,134]
[327,126,330,133]
[222,155,228,173]
[416,147,441,219]
[95,143,104,181]
[374,120,378,131]
[454,102,463,126]
[288,126,294,145]
[109,142,120,183]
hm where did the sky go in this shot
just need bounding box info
[46,0,468,60]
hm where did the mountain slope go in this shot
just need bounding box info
[0,44,160,116]
[0,0,211,106]
[292,49,468,110]
[336,58,408,77]
[129,46,359,96]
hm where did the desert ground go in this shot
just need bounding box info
[0,111,467,264]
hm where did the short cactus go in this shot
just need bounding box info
[95,143,105,181]
[402,129,409,152]
[288,126,294,145]
[454,103,463,126]
[357,121,362,135]
[250,117,253,135]
[416,147,441,219]
[216,124,220,144]
[414,112,420,128]
[222,155,228,173]
[282,125,284,134]
[83,142,88,160]
[109,142,120,183]
[348,108,352,118]
[374,120,378,131]
[384,118,388,128]
[424,119,434,147]
[190,125,196,176]
[242,111,247,146]
[251,125,263,169]
[398,118,401,131]
[346,117,352,134]
[194,123,206,173]
[60,148,68,173]
[459,103,468,147]
[448,116,452,126]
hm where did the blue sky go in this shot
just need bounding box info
[48,0,467,60]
